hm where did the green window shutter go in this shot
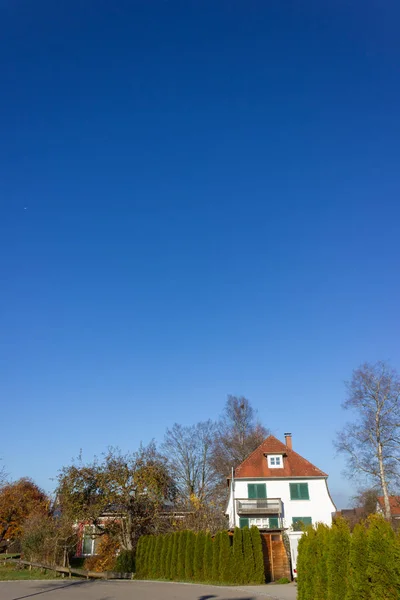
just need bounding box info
[290,483,299,500]
[256,484,267,499]
[269,517,279,528]
[290,483,309,500]
[248,484,256,499]
[299,483,309,499]
[239,518,249,529]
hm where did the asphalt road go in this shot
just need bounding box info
[0,580,297,600]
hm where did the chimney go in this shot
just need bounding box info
[284,432,292,450]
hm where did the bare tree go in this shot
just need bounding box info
[352,487,379,516]
[335,361,400,520]
[212,395,269,480]
[162,421,216,504]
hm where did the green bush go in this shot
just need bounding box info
[232,527,244,584]
[276,577,290,584]
[345,522,369,600]
[185,531,196,580]
[115,549,135,573]
[136,527,273,585]
[194,531,205,581]
[327,517,350,600]
[242,527,253,585]
[367,514,399,600]
[250,526,265,584]
[212,532,221,582]
[160,535,168,579]
[135,537,143,577]
[147,536,155,579]
[203,532,213,581]
[177,531,187,581]
[165,533,173,580]
[314,524,330,600]
[219,531,232,583]
[170,532,179,580]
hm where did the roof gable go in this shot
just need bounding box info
[234,435,328,478]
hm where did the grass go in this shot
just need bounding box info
[0,563,66,581]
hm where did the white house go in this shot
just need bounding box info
[226,433,336,531]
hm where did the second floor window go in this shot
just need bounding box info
[290,482,309,500]
[248,483,267,499]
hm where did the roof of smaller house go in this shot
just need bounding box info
[377,496,400,516]
[234,435,328,478]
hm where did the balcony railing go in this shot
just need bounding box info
[236,498,282,515]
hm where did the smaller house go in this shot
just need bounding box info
[377,496,400,521]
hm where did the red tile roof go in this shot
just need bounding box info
[377,496,400,516]
[234,435,328,478]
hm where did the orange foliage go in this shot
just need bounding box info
[84,535,119,572]
[0,478,48,545]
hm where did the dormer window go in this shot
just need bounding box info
[268,455,283,468]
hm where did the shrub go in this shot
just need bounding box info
[159,535,168,579]
[143,536,152,577]
[345,522,369,600]
[212,532,221,582]
[83,535,119,572]
[185,531,196,580]
[219,531,232,583]
[242,527,253,584]
[250,526,265,584]
[296,529,309,600]
[203,532,213,581]
[314,523,330,600]
[170,532,179,580]
[152,535,162,578]
[367,514,399,600]
[232,527,244,584]
[146,536,155,578]
[194,531,205,581]
[115,549,135,573]
[327,517,350,600]
[177,531,187,581]
[165,533,173,579]
[276,577,290,584]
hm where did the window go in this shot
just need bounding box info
[269,517,279,528]
[247,483,267,499]
[82,526,95,556]
[292,517,312,529]
[268,455,282,468]
[290,482,309,500]
[239,518,249,529]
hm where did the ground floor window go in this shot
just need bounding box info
[239,517,280,529]
[292,516,312,529]
[81,526,101,556]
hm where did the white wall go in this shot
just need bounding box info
[227,477,336,529]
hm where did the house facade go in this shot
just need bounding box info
[226,433,336,531]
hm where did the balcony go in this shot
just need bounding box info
[236,498,282,515]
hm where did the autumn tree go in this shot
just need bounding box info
[211,396,268,502]
[21,510,77,566]
[335,361,400,520]
[0,478,48,550]
[56,442,176,552]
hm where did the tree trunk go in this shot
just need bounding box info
[377,440,391,520]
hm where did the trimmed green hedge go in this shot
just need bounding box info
[136,526,265,584]
[297,515,400,600]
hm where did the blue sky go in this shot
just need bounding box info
[1,1,399,508]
